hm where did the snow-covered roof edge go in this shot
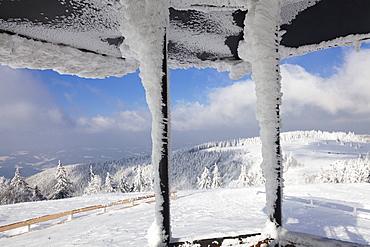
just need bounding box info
[0,32,138,79]
[280,33,370,58]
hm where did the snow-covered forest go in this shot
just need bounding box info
[1,130,369,205]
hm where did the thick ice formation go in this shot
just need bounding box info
[238,0,283,228]
[119,1,170,246]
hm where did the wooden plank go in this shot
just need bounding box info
[169,233,264,247]
[0,191,178,233]
[105,198,132,207]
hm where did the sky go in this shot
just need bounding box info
[1,44,370,154]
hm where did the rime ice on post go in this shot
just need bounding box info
[120,1,170,246]
[238,0,283,231]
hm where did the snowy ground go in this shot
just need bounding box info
[1,183,370,246]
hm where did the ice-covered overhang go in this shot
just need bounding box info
[1,0,370,78]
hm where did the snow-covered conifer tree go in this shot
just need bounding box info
[84,165,102,195]
[132,166,150,192]
[119,175,131,193]
[7,168,33,204]
[32,185,46,201]
[197,167,211,190]
[51,160,73,200]
[316,166,329,183]
[366,151,370,161]
[11,168,29,188]
[238,164,252,187]
[211,164,222,188]
[104,172,116,193]
[328,165,341,183]
[283,152,303,172]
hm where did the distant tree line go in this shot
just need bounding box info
[1,142,369,205]
[0,160,157,205]
[0,160,74,205]
[316,155,370,184]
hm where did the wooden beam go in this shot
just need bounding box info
[159,30,171,244]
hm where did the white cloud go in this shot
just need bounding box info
[172,80,257,131]
[1,47,370,152]
[281,49,370,115]
[0,65,151,152]
[171,48,370,132]
[0,66,69,131]
[76,110,151,133]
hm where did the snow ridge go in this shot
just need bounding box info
[21,130,370,198]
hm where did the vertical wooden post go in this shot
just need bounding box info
[159,31,171,245]
[274,115,283,227]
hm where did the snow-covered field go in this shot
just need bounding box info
[1,183,370,246]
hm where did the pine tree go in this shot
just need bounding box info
[84,165,102,195]
[11,168,29,188]
[238,164,253,186]
[51,160,73,200]
[211,164,222,188]
[119,175,131,193]
[328,165,341,183]
[104,172,116,193]
[7,168,33,204]
[32,185,46,201]
[197,167,211,190]
[132,166,149,192]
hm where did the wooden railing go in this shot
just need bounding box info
[0,191,177,237]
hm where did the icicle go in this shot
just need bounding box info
[355,40,362,52]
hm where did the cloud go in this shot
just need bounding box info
[0,65,151,152]
[171,48,370,133]
[172,80,257,131]
[281,49,370,115]
[76,110,151,133]
[1,47,370,152]
[0,66,72,131]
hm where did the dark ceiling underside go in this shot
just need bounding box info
[1,0,370,62]
[281,0,370,48]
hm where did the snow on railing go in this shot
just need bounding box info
[286,195,370,219]
[0,191,178,238]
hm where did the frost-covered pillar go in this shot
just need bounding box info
[120,1,171,246]
[159,31,171,243]
[239,1,283,229]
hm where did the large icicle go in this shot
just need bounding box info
[239,0,284,234]
[119,1,170,246]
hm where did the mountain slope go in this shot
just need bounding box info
[25,130,370,197]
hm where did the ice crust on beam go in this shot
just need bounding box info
[280,0,321,25]
[0,0,125,58]
[119,1,170,246]
[280,33,370,58]
[3,0,369,78]
[0,32,136,78]
[238,0,283,230]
